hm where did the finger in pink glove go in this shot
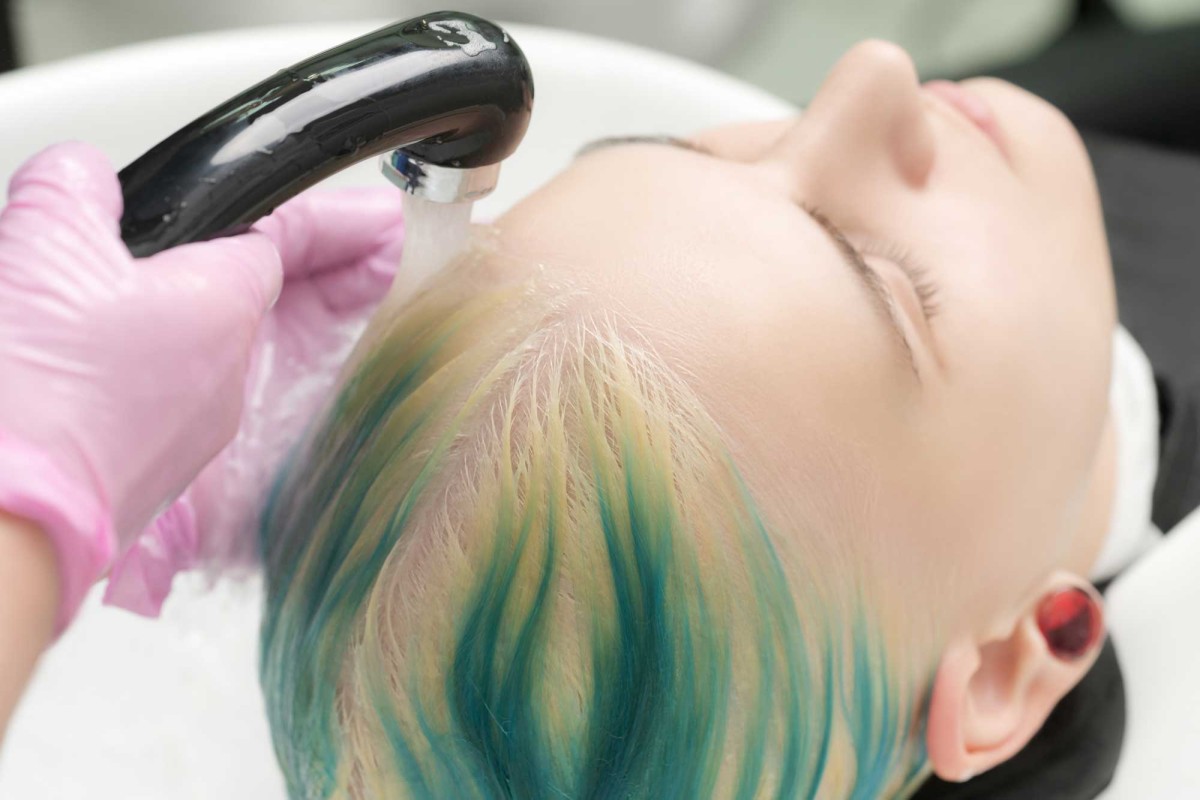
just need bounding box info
[105,187,406,615]
[0,142,283,635]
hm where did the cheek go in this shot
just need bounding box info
[994,191,1115,441]
[944,239,1110,456]
[913,245,1113,580]
[926,178,1113,393]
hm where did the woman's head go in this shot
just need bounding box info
[488,38,1117,778]
[261,262,930,797]
[261,40,1115,796]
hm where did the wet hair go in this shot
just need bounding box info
[258,250,932,799]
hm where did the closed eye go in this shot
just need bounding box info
[804,205,941,323]
[802,204,938,385]
[854,237,941,321]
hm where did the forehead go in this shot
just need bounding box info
[493,143,917,378]
[490,140,918,463]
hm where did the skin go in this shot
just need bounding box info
[0,511,58,742]
[484,40,1118,781]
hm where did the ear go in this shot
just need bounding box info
[924,572,1106,782]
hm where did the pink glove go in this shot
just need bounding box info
[0,142,283,635]
[103,188,406,615]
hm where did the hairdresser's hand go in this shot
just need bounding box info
[104,188,405,615]
[0,142,283,634]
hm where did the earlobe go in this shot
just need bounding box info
[925,574,1105,782]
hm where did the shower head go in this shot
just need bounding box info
[118,11,534,257]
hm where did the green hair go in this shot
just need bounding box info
[259,253,933,799]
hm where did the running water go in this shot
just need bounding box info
[390,193,475,305]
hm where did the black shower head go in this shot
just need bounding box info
[118,12,534,257]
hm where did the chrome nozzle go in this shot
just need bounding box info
[381,149,501,204]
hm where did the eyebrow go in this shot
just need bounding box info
[575,134,921,385]
[575,134,713,159]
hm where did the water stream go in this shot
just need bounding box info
[389,193,475,305]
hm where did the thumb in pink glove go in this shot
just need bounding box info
[0,142,283,635]
[104,187,406,615]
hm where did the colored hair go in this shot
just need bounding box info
[259,250,933,799]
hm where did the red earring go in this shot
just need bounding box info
[1036,586,1104,662]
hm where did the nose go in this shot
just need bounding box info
[770,40,936,191]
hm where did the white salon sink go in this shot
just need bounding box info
[0,20,792,799]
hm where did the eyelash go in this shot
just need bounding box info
[804,204,942,321]
[855,237,942,320]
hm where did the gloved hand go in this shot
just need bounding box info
[103,187,406,616]
[0,142,284,635]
